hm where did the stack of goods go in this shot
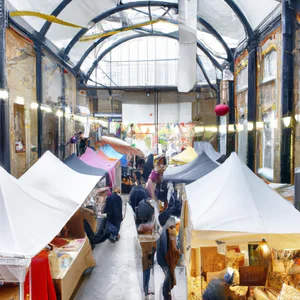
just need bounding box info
[187,276,206,300]
[267,249,300,294]
[122,176,133,193]
[49,238,86,278]
[94,187,110,215]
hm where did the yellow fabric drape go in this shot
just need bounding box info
[79,19,161,42]
[10,11,85,28]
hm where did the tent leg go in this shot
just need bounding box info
[19,281,24,300]
[29,263,32,300]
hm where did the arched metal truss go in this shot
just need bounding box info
[77,27,223,81]
[9,0,257,89]
[74,15,229,74]
[53,1,254,58]
[83,32,217,92]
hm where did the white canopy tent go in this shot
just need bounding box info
[186,152,300,250]
[19,151,101,206]
[0,165,94,299]
[0,167,80,258]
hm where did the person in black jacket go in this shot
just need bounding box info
[142,154,154,182]
[83,187,123,245]
[104,188,123,243]
[130,171,150,216]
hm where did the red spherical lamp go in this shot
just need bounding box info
[215,104,229,116]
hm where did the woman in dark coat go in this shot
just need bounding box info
[142,154,154,182]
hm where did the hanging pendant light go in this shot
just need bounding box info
[215,103,230,116]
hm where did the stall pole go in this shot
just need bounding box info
[295,169,300,211]
[19,281,24,300]
[0,0,10,173]
[280,0,296,183]
[29,262,32,300]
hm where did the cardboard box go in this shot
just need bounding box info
[141,241,156,271]
[53,238,96,300]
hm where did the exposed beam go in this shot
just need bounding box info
[75,18,225,73]
[78,83,210,92]
[38,0,73,38]
[196,56,217,93]
[197,16,232,61]
[224,0,255,41]
[65,1,252,57]
[64,1,178,56]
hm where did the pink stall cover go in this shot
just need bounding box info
[80,148,117,186]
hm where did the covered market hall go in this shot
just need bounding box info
[1,0,300,299]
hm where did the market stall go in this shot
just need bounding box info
[16,151,102,300]
[64,153,106,177]
[64,153,108,188]
[194,141,227,163]
[80,147,118,186]
[19,151,100,206]
[183,152,300,299]
[163,151,219,184]
[170,146,198,165]
[100,136,143,157]
[0,162,99,300]
[99,144,126,163]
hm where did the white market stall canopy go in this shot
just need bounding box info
[186,152,300,250]
[19,151,101,206]
[194,141,226,163]
[0,167,79,257]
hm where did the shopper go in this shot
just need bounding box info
[129,171,150,214]
[83,187,123,245]
[143,154,154,182]
[104,187,123,243]
[202,272,235,300]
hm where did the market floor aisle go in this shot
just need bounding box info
[74,202,144,300]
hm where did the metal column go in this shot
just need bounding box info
[61,68,66,159]
[247,44,257,172]
[35,45,43,158]
[216,79,221,153]
[280,0,295,183]
[0,0,10,172]
[226,62,235,156]
[154,91,159,155]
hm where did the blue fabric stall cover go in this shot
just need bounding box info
[64,154,107,176]
[100,144,127,166]
[163,151,219,184]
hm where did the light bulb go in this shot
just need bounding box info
[30,103,39,109]
[56,110,63,117]
[283,117,291,128]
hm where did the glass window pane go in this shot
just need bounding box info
[234,0,280,29]
[198,0,245,46]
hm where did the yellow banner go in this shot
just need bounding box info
[10,11,85,28]
[79,19,161,42]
